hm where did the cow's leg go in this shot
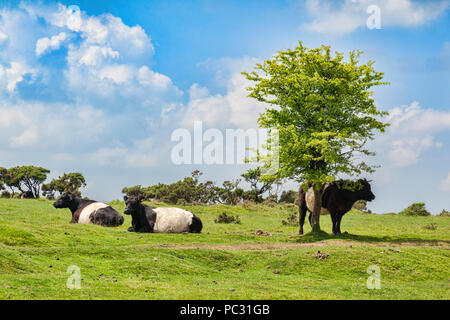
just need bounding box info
[330,212,339,235]
[336,214,343,234]
[70,213,78,224]
[299,208,307,235]
[298,185,307,235]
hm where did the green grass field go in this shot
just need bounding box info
[0,198,448,300]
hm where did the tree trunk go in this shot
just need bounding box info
[310,186,324,233]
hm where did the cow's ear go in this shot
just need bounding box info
[123,195,128,202]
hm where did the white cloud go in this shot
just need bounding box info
[440,173,450,192]
[378,101,450,166]
[75,45,120,66]
[302,0,450,35]
[97,64,134,84]
[181,57,267,129]
[137,66,173,90]
[182,84,231,127]
[10,127,38,147]
[90,137,159,168]
[0,3,176,108]
[0,61,35,92]
[36,4,154,58]
[0,102,108,149]
[0,30,8,43]
[35,32,68,56]
[388,136,435,166]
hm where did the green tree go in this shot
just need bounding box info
[122,185,146,199]
[279,190,298,204]
[241,167,278,203]
[217,180,243,205]
[243,42,389,233]
[42,172,86,199]
[399,203,431,217]
[12,166,50,198]
[0,167,6,192]
[4,167,27,197]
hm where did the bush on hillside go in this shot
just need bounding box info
[424,223,437,230]
[279,190,298,204]
[214,212,241,224]
[399,203,431,216]
[1,191,11,198]
[439,209,450,217]
[262,194,278,207]
[353,200,367,211]
[281,212,299,226]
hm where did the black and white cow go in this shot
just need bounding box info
[298,179,375,235]
[123,195,203,233]
[53,192,124,227]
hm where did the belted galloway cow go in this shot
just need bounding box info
[298,179,375,235]
[53,192,124,227]
[124,195,203,233]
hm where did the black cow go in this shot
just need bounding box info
[298,179,375,235]
[53,192,124,227]
[20,191,34,199]
[124,195,203,233]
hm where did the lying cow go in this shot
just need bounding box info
[123,195,203,233]
[298,179,375,235]
[53,192,124,227]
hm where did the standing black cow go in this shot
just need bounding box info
[124,195,203,233]
[298,179,375,235]
[53,192,124,227]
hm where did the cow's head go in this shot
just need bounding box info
[123,195,144,215]
[53,192,75,208]
[358,179,375,201]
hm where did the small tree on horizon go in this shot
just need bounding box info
[0,167,6,193]
[241,167,279,203]
[42,172,86,199]
[2,166,50,198]
[243,42,389,233]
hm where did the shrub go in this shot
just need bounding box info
[279,190,298,204]
[353,200,367,211]
[439,209,450,217]
[399,203,431,216]
[109,200,122,206]
[424,223,437,230]
[42,172,86,199]
[263,194,278,207]
[214,212,241,224]
[242,200,254,209]
[1,191,11,198]
[281,212,299,226]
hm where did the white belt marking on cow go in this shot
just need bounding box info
[152,208,194,233]
[79,202,109,224]
[305,184,331,215]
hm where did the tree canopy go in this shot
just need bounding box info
[2,166,51,198]
[243,42,389,232]
[241,167,279,203]
[42,172,87,199]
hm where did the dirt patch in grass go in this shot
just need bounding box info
[153,240,450,251]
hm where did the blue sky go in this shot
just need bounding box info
[0,0,449,214]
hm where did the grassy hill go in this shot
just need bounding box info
[0,198,448,300]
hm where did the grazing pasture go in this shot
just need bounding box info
[0,198,448,300]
